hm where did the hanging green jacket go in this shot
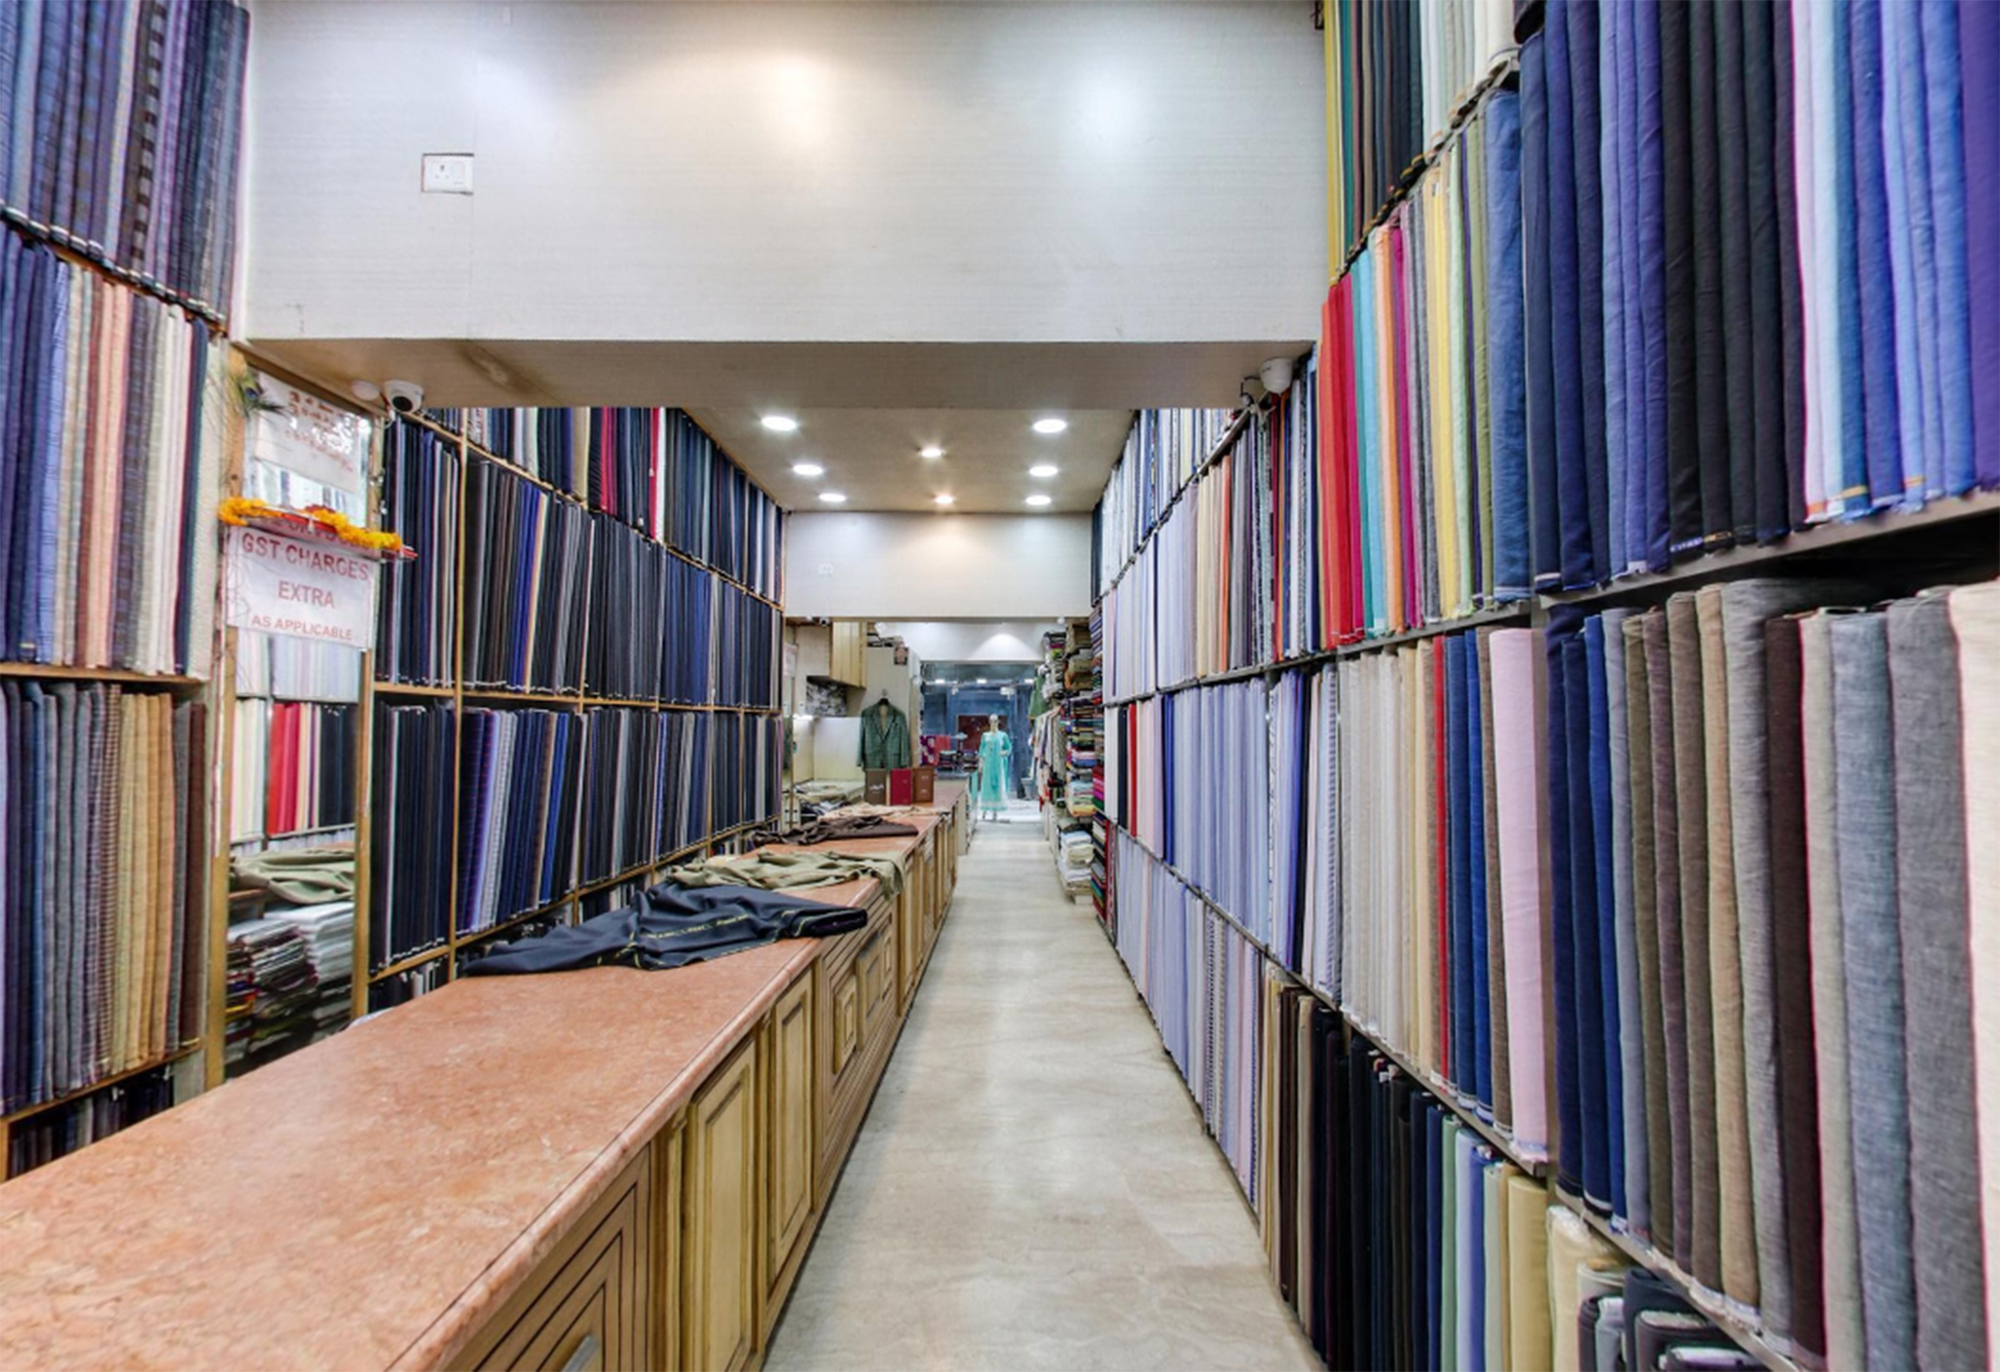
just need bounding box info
[858,699,912,769]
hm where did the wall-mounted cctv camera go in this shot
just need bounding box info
[1259,356,1296,396]
[383,380,426,414]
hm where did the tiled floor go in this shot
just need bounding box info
[764,817,1319,1371]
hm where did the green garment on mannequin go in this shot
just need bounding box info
[976,728,1012,810]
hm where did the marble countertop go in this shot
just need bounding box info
[0,854,909,1370]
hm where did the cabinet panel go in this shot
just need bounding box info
[857,935,891,1035]
[683,1039,760,1372]
[766,973,816,1291]
[832,972,860,1074]
[817,894,900,1210]
[653,1122,683,1372]
[456,1148,652,1372]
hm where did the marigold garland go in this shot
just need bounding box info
[218,496,410,556]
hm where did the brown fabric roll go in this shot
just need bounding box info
[1667,593,1721,1291]
[1698,586,1757,1307]
[1764,616,1823,1361]
[1644,611,1690,1265]
[1625,615,1673,1256]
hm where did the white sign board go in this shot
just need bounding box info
[250,377,368,496]
[224,527,380,648]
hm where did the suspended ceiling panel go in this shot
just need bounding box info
[686,407,1131,514]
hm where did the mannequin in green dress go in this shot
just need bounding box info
[975,715,1012,819]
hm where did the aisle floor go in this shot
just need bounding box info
[764,818,1319,1371]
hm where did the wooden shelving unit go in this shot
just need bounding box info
[0,235,245,1165]
[356,410,787,1012]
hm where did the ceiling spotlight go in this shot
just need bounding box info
[1029,463,1060,478]
[1031,417,1068,435]
[819,491,848,503]
[1025,493,1052,507]
[920,446,944,459]
[792,461,824,477]
[934,494,955,506]
[761,415,798,432]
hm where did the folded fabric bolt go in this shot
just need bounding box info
[462,884,868,975]
[748,815,920,848]
[821,802,922,821]
[663,850,905,897]
[231,845,358,904]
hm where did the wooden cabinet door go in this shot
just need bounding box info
[897,872,921,1011]
[765,973,816,1290]
[654,1121,683,1372]
[455,1149,652,1372]
[682,1039,760,1372]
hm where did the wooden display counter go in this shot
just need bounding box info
[0,787,969,1372]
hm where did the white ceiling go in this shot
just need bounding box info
[687,407,1130,513]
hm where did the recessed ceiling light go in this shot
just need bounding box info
[819,491,847,503]
[1031,417,1067,435]
[792,461,824,477]
[1025,494,1052,507]
[761,415,798,432]
[1029,463,1060,478]
[920,446,944,459]
[934,494,955,506]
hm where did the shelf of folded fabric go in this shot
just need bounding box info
[225,900,356,1076]
[1551,1189,1803,1372]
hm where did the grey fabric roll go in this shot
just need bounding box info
[1717,577,1873,1342]
[1646,610,1691,1265]
[1800,610,1867,1372]
[1604,606,1648,1235]
[1668,592,1721,1292]
[1889,594,1988,1372]
[1830,610,1917,1371]
[1697,586,1756,1308]
[1626,613,1673,1254]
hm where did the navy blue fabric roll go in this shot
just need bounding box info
[1548,605,1584,1195]
[1567,0,1610,585]
[1847,0,1905,511]
[1466,634,1494,1112]
[1487,90,1532,599]
[1960,0,2000,489]
[1522,32,1562,589]
[1659,0,1703,556]
[1546,2,1591,590]
[1714,0,1757,542]
[1586,615,1626,1220]
[1742,0,1790,541]
[1923,2,1974,497]
[1448,639,1476,1090]
[1689,0,1731,550]
[1565,628,1610,1210]
[1634,5,1672,571]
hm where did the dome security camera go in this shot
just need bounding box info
[383,380,426,414]
[1259,356,1296,396]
